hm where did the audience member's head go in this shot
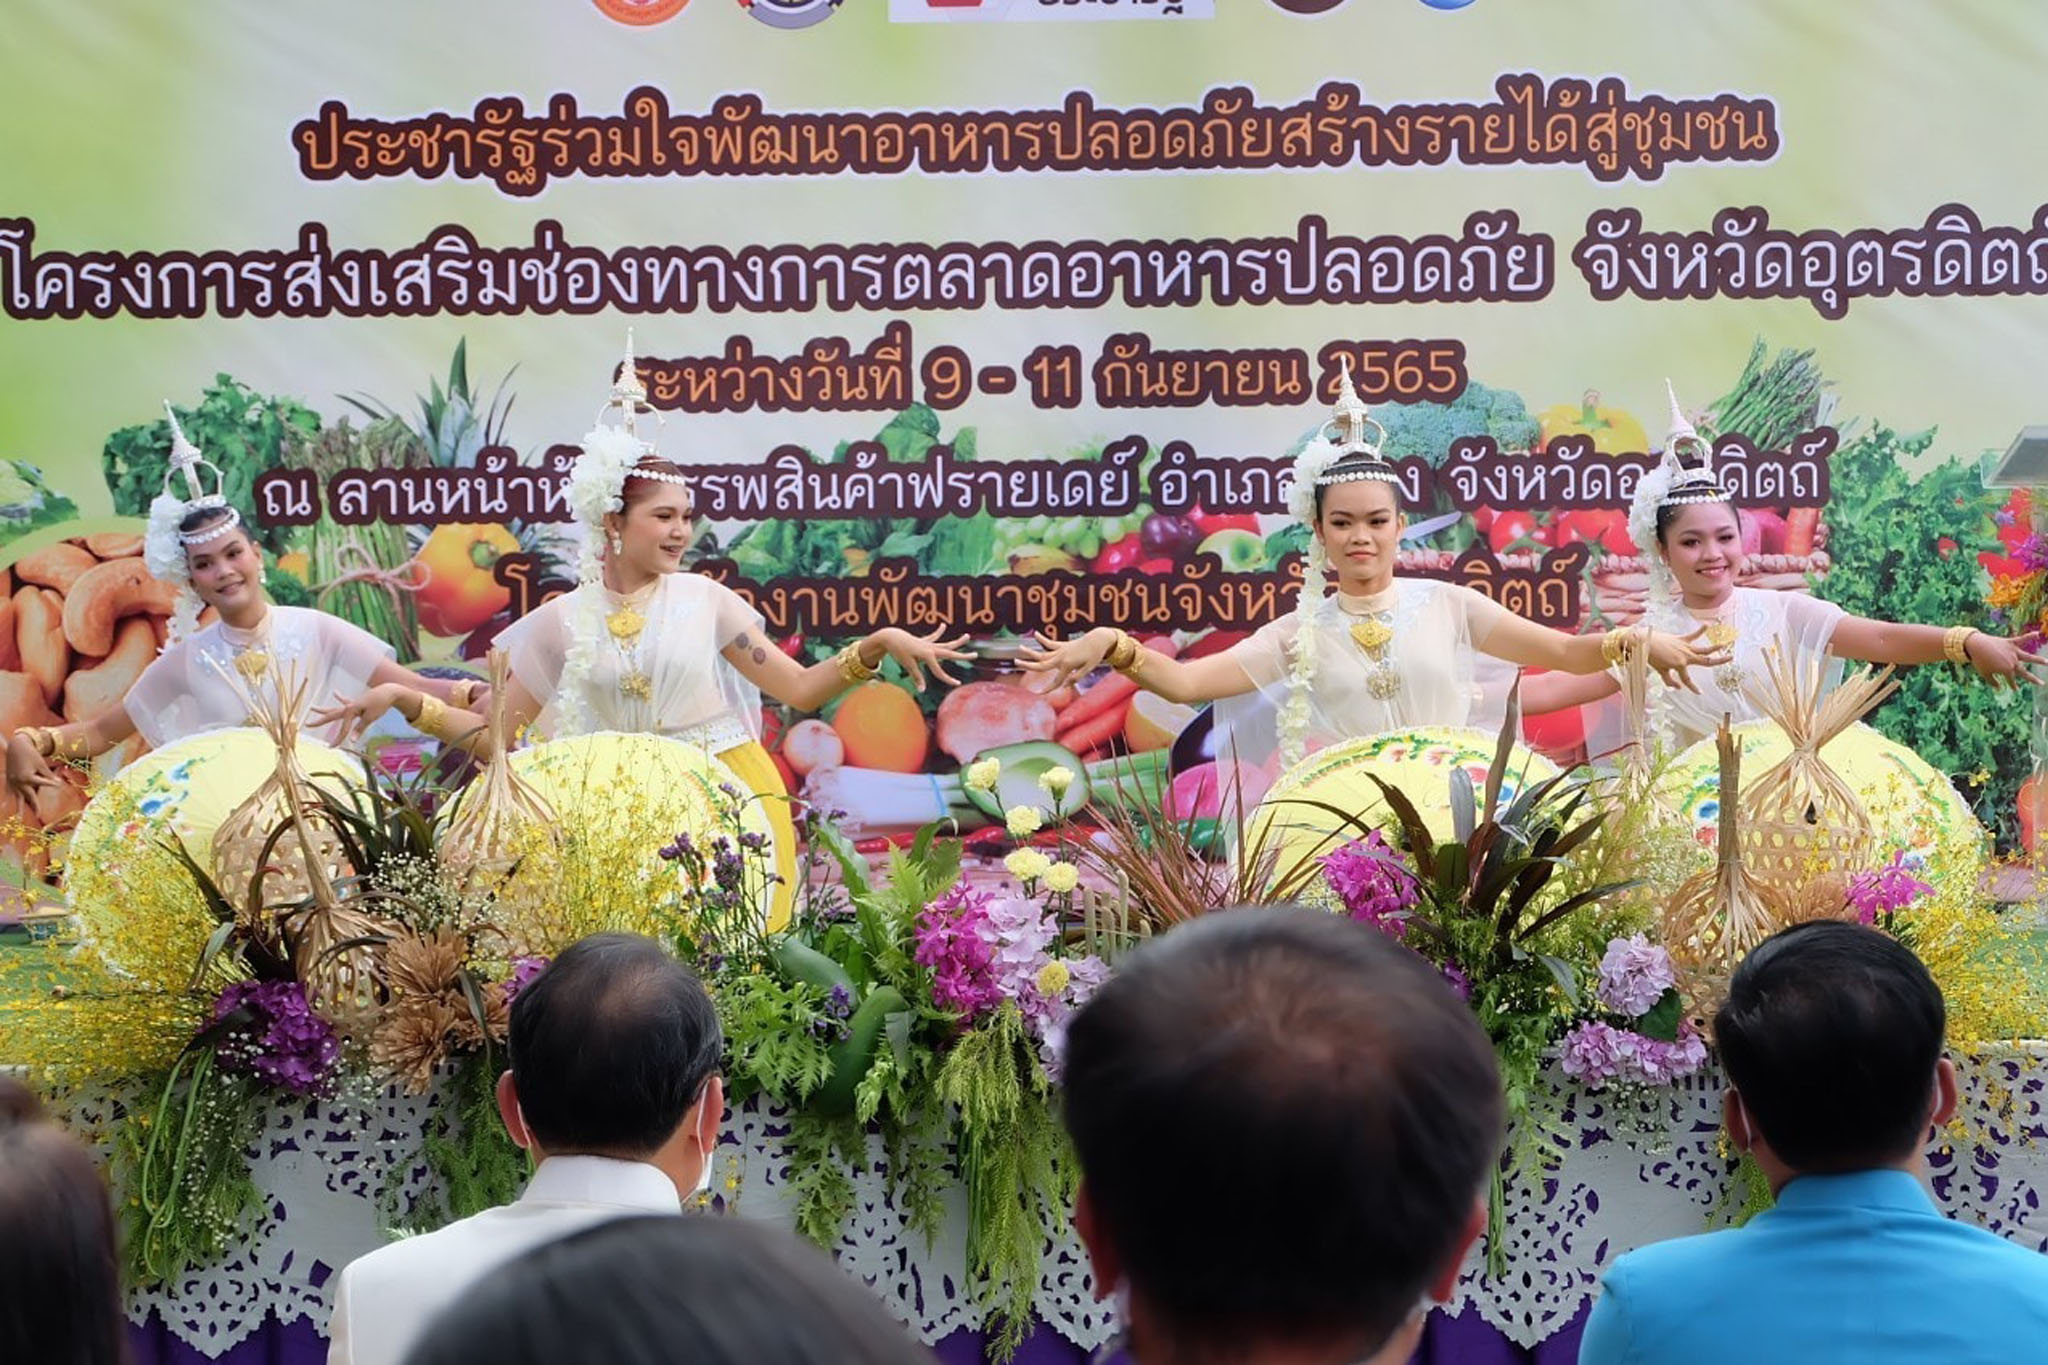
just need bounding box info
[401,1214,934,1365]
[499,932,724,1200]
[1714,919,1953,1182]
[1061,907,1504,1365]
[0,1076,127,1365]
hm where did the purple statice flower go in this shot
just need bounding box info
[809,985,856,1042]
[1320,831,1419,936]
[1846,853,1934,925]
[914,883,1003,1021]
[211,979,341,1097]
[2018,534,2048,573]
[1440,963,1473,1002]
[1596,934,1678,1017]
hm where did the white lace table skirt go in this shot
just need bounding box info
[78,1046,2048,1359]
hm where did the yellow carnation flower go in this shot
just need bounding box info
[1005,848,1052,883]
[1006,804,1045,838]
[965,757,1002,793]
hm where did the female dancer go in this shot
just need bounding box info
[5,409,479,802]
[1020,372,1726,786]
[316,342,971,921]
[1522,386,2044,751]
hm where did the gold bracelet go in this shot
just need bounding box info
[1944,625,1977,667]
[1103,630,1140,673]
[19,726,55,758]
[449,679,479,708]
[837,642,878,686]
[412,694,449,739]
[1600,628,1636,668]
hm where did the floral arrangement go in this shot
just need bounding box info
[11,681,2047,1357]
[1559,935,1708,1091]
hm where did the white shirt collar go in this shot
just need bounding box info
[518,1155,681,1213]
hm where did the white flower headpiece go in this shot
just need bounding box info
[1627,380,1730,608]
[566,330,692,583]
[143,401,242,646]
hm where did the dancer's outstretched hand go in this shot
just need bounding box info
[1964,632,2048,690]
[310,684,405,746]
[871,628,974,692]
[1644,626,1732,694]
[1017,628,1116,693]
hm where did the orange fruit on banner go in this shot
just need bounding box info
[834,681,930,773]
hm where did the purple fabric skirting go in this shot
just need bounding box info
[130,1304,1588,1365]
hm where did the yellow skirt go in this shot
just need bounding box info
[711,739,798,933]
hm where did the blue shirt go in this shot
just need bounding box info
[1578,1169,2048,1365]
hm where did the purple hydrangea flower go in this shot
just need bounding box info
[1561,1018,1708,1089]
[1596,934,1678,1017]
[1560,1019,1637,1087]
[211,979,341,1097]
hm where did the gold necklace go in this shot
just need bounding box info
[1688,601,1743,690]
[218,610,276,684]
[604,579,659,702]
[1340,590,1402,701]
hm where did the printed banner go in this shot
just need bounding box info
[2,0,2043,841]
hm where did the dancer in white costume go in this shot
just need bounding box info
[5,407,479,801]
[1020,370,1728,792]
[315,336,973,926]
[1522,384,2045,752]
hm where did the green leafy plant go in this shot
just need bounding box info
[103,375,319,557]
[1814,422,2026,845]
[344,337,516,471]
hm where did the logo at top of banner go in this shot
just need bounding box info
[1269,0,1475,11]
[740,0,844,26]
[593,0,692,24]
[890,0,1213,21]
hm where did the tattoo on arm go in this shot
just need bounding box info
[734,633,752,650]
[752,647,768,664]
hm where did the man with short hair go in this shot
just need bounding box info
[1579,919,2048,1364]
[1061,906,1504,1365]
[327,932,723,1365]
